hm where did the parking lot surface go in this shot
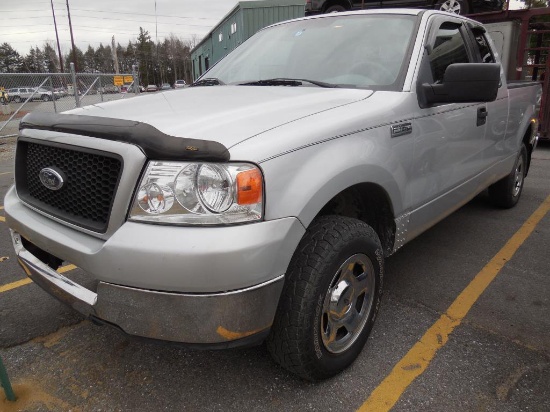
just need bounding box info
[1,141,549,411]
[0,93,141,138]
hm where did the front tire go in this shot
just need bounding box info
[489,144,527,208]
[267,216,384,381]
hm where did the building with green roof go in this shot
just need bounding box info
[191,0,305,80]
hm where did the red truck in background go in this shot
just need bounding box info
[476,7,550,140]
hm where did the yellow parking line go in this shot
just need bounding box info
[0,172,11,176]
[0,216,5,222]
[358,194,550,412]
[58,264,77,273]
[0,264,77,294]
[0,277,32,293]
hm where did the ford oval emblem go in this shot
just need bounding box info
[39,168,65,191]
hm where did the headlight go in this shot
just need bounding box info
[129,161,263,225]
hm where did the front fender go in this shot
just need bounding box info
[260,132,406,228]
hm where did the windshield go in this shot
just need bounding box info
[204,14,417,90]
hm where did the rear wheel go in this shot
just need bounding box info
[325,5,347,13]
[488,144,527,208]
[41,94,51,102]
[436,0,470,15]
[14,96,21,103]
[267,215,384,381]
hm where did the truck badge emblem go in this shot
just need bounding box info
[39,168,64,191]
[391,123,412,138]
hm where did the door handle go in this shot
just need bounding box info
[477,107,488,126]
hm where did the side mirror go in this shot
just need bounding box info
[419,63,501,107]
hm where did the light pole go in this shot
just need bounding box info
[66,0,77,72]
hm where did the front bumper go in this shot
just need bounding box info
[11,229,285,346]
[6,184,306,346]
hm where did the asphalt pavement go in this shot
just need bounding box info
[0,142,549,411]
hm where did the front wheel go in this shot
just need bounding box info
[488,144,527,208]
[267,216,384,381]
[436,0,470,15]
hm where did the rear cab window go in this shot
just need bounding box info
[470,27,496,64]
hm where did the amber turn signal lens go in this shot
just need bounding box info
[237,168,262,205]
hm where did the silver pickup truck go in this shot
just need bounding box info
[5,9,541,381]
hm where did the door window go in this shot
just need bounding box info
[429,22,470,83]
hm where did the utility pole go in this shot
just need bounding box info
[112,36,120,74]
[66,0,77,72]
[50,0,64,72]
[155,0,159,85]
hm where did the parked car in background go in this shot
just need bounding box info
[174,80,187,88]
[305,0,504,15]
[99,85,120,94]
[39,86,65,100]
[120,83,145,93]
[146,84,158,92]
[53,87,68,98]
[7,87,57,102]
[160,83,172,90]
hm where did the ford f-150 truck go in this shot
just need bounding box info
[4,9,541,381]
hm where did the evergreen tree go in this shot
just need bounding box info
[0,43,23,73]
[136,27,154,85]
[64,46,86,73]
[84,45,97,72]
[43,43,59,73]
[23,47,46,73]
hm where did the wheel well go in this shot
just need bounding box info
[316,183,395,256]
[322,0,352,12]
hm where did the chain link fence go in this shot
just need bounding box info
[1,65,140,138]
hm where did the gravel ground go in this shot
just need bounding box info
[0,113,18,165]
[0,136,16,164]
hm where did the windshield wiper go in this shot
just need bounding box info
[191,78,225,87]
[239,78,340,88]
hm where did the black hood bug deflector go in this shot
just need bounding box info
[19,112,230,162]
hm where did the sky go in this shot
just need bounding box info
[1,0,238,55]
[1,0,529,56]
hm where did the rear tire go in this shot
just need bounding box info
[489,144,527,209]
[267,215,384,381]
[325,5,347,13]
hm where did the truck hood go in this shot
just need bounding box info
[72,86,373,149]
